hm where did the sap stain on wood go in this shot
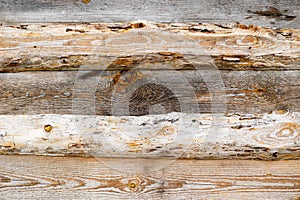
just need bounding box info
[248,6,297,21]
[0,23,299,72]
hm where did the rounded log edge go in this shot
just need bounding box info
[0,111,299,160]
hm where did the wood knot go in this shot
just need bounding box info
[129,182,137,189]
[44,124,53,132]
[274,123,299,138]
[276,127,295,137]
[127,178,142,192]
[129,83,181,116]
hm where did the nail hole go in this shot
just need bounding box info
[272,152,278,158]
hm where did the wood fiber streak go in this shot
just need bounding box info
[0,155,300,199]
[0,71,298,115]
[0,23,299,72]
[0,112,299,159]
[0,0,299,28]
[0,1,299,199]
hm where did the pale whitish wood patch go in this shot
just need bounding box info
[0,23,299,72]
[0,112,299,160]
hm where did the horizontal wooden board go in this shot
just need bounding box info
[0,155,300,199]
[0,112,299,160]
[0,23,299,72]
[0,70,298,115]
[0,0,299,29]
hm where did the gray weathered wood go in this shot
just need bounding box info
[0,155,300,199]
[0,1,299,199]
[0,0,299,28]
[0,70,298,115]
[0,112,299,160]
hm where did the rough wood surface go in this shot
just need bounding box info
[0,70,298,115]
[0,2,299,199]
[0,23,299,72]
[0,112,299,160]
[0,0,299,29]
[0,23,299,115]
[0,155,299,199]
[0,23,298,160]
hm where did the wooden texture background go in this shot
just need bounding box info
[0,113,299,160]
[0,23,299,115]
[0,0,299,199]
[0,0,299,28]
[0,155,300,200]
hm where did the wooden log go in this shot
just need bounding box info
[0,155,300,199]
[0,22,298,160]
[0,112,299,160]
[0,70,299,115]
[0,1,299,199]
[0,0,299,29]
[0,23,299,72]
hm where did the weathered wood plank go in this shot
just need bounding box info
[0,155,299,199]
[0,112,299,160]
[0,23,299,72]
[0,70,298,115]
[0,0,299,29]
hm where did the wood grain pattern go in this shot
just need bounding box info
[0,0,299,29]
[0,1,299,199]
[0,155,299,199]
[0,112,299,160]
[0,70,298,115]
[0,23,299,72]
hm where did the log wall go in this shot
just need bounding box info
[0,0,299,199]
